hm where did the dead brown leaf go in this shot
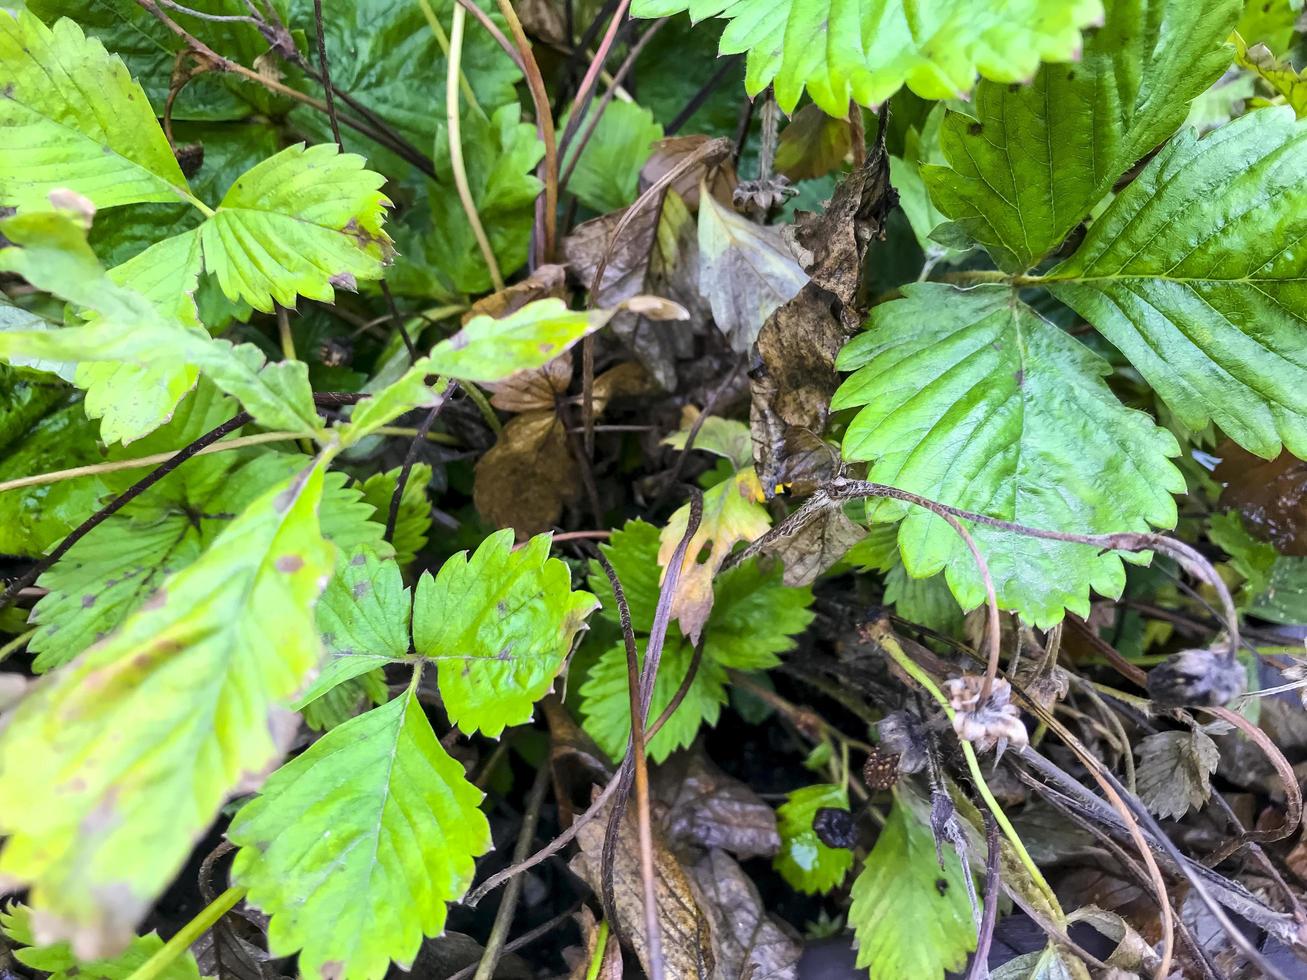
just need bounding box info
[485,351,571,413]
[1214,440,1307,555]
[570,792,716,980]
[760,503,863,587]
[463,263,567,324]
[774,104,851,182]
[687,849,801,980]
[652,749,780,859]
[640,136,738,210]
[473,411,579,535]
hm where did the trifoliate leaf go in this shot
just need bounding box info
[697,192,809,351]
[0,402,108,557]
[229,686,491,980]
[0,460,334,957]
[1042,107,1307,460]
[297,548,412,712]
[300,670,389,732]
[658,467,771,641]
[427,298,612,383]
[0,10,195,211]
[774,784,854,894]
[561,101,663,214]
[0,903,203,980]
[833,283,1184,626]
[412,530,598,737]
[630,0,1104,116]
[1135,728,1220,819]
[849,798,977,980]
[358,464,433,568]
[394,103,542,299]
[199,143,392,313]
[923,0,1239,272]
[703,560,814,670]
[578,637,729,763]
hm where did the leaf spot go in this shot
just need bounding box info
[81,594,96,608]
[143,589,167,611]
[277,555,305,573]
[935,877,949,895]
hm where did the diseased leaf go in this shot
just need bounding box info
[1042,107,1307,460]
[652,749,781,859]
[411,530,598,736]
[0,10,194,211]
[923,0,1239,271]
[561,101,663,214]
[0,903,203,980]
[630,0,1103,116]
[773,784,855,894]
[1135,729,1221,819]
[697,190,808,351]
[229,687,492,980]
[833,283,1183,626]
[0,461,335,956]
[200,144,392,313]
[848,798,977,980]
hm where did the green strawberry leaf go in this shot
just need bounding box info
[630,0,1104,116]
[774,783,854,894]
[229,685,491,980]
[412,530,598,736]
[1042,107,1307,460]
[358,464,433,568]
[849,798,977,980]
[0,460,335,956]
[0,903,203,980]
[561,100,663,214]
[833,283,1183,626]
[923,0,1239,272]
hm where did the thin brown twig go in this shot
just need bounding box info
[385,381,455,543]
[442,903,582,980]
[966,812,1000,980]
[312,0,343,149]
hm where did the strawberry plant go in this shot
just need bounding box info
[3,1,1307,979]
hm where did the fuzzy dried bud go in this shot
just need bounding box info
[944,676,1028,756]
[316,336,354,368]
[877,711,927,774]
[812,806,857,849]
[733,176,798,218]
[1147,647,1245,707]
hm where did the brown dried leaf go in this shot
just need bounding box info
[687,849,801,980]
[774,104,852,182]
[464,263,568,324]
[760,503,864,587]
[565,907,622,980]
[570,792,716,980]
[1214,440,1307,555]
[591,361,654,416]
[639,136,737,210]
[652,749,780,859]
[473,411,578,535]
[485,351,571,413]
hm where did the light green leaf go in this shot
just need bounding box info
[834,283,1183,626]
[631,0,1103,116]
[774,784,854,894]
[0,903,203,980]
[561,101,663,214]
[0,460,335,956]
[923,0,1239,272]
[358,464,432,568]
[0,10,195,211]
[588,519,664,634]
[336,358,440,448]
[1237,0,1301,55]
[427,298,610,383]
[229,687,491,980]
[849,798,976,980]
[662,412,754,469]
[0,402,108,557]
[199,143,392,313]
[297,548,412,712]
[412,530,598,736]
[1042,107,1307,460]
[1235,33,1307,118]
[578,637,730,763]
[697,192,809,351]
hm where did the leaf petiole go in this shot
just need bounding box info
[123,885,244,980]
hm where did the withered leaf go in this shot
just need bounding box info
[486,351,571,413]
[688,849,801,980]
[639,136,738,210]
[774,104,852,183]
[1135,729,1220,820]
[652,749,780,859]
[464,263,567,324]
[1214,439,1307,555]
[760,502,864,587]
[473,411,578,535]
[570,793,715,980]
[697,187,808,352]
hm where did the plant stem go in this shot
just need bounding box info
[418,0,486,121]
[445,3,504,291]
[0,629,36,665]
[584,920,611,980]
[460,380,503,434]
[124,886,244,980]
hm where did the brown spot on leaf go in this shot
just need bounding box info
[968,122,983,136]
[1014,369,1024,387]
[352,581,369,598]
[143,589,167,611]
[81,594,96,608]
[320,961,345,980]
[329,271,358,292]
[935,878,949,895]
[351,552,367,566]
[276,555,304,573]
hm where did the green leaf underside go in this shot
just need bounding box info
[923,0,1240,272]
[0,462,334,956]
[1,903,202,980]
[1043,107,1307,460]
[630,0,1104,116]
[229,688,491,980]
[0,11,193,211]
[849,798,976,980]
[412,531,598,737]
[834,283,1183,626]
[774,784,854,893]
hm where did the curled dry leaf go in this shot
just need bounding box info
[486,351,572,413]
[463,263,568,325]
[1146,647,1245,708]
[639,136,738,210]
[651,748,781,859]
[473,411,578,535]
[944,676,1028,755]
[569,791,715,980]
[688,849,802,980]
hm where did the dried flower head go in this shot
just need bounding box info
[877,711,927,774]
[862,745,900,791]
[733,176,798,217]
[316,336,354,368]
[944,675,1028,756]
[1147,647,1245,707]
[812,806,857,849]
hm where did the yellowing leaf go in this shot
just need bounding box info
[0,461,335,957]
[658,467,770,641]
[1236,33,1307,117]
